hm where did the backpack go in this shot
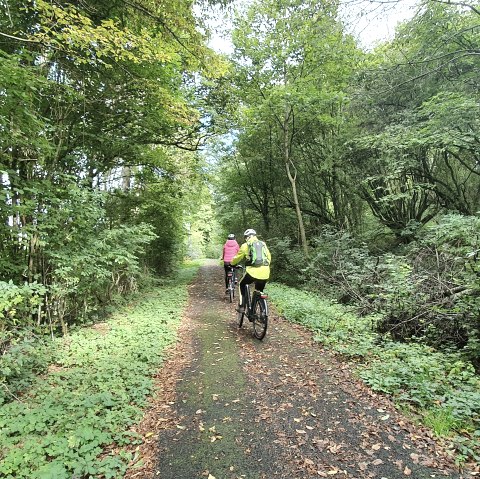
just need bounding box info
[247,240,270,267]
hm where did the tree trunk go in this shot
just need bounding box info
[283,106,308,256]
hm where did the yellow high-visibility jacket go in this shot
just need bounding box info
[231,235,271,280]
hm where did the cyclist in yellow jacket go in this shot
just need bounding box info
[231,228,271,314]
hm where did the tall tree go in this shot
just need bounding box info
[230,0,359,251]
[348,0,480,239]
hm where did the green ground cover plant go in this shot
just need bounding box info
[0,262,200,479]
[268,282,480,463]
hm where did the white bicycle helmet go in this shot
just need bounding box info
[243,228,256,238]
[227,233,235,239]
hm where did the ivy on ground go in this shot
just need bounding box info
[0,263,199,479]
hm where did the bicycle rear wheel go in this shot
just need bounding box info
[253,297,268,340]
[228,279,234,303]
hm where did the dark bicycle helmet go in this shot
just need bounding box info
[227,233,235,239]
[243,228,256,238]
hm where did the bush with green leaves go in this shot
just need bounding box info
[268,237,310,286]
[0,263,199,478]
[46,221,157,331]
[306,228,381,306]
[0,335,51,406]
[373,214,480,361]
[0,281,47,337]
[271,217,480,364]
[270,228,384,312]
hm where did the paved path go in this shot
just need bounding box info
[126,262,468,479]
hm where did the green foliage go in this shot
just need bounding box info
[270,217,480,366]
[0,335,51,405]
[268,237,310,286]
[423,407,460,437]
[0,263,198,478]
[0,281,46,332]
[372,215,480,362]
[268,283,379,358]
[0,0,226,349]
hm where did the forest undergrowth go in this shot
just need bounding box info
[0,262,200,479]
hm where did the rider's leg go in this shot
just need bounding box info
[254,279,267,292]
[238,273,254,311]
[224,262,231,289]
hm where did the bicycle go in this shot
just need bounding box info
[236,280,268,340]
[226,265,238,303]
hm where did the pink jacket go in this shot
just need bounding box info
[223,239,240,263]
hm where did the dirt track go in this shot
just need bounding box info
[125,261,470,479]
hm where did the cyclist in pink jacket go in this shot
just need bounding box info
[222,233,240,292]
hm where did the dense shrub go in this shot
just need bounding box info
[373,215,480,362]
[268,237,311,286]
[270,216,480,363]
[0,281,47,339]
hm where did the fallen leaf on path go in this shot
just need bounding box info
[404,466,412,475]
[328,443,342,454]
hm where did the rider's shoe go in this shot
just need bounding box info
[225,289,229,294]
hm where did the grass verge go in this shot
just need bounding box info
[268,282,480,465]
[0,262,200,479]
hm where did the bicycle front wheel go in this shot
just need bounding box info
[253,297,268,340]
